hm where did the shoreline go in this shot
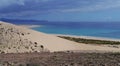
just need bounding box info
[18,25,41,28]
[1,22,120,53]
[52,34,120,42]
[18,24,120,42]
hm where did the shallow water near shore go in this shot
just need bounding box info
[32,22,120,39]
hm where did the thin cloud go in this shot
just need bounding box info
[0,0,120,17]
[61,0,120,12]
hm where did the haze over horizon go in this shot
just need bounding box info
[0,0,120,22]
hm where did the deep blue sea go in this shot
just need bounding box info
[31,22,120,39]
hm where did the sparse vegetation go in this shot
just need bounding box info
[27,33,30,34]
[0,52,119,66]
[40,45,44,49]
[1,51,5,54]
[58,36,120,45]
[34,45,37,47]
[25,46,29,49]
[21,33,24,36]
[8,47,11,49]
[34,42,37,44]
[0,22,46,53]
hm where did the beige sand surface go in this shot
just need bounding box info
[0,21,120,53]
[27,31,120,52]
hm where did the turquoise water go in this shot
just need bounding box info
[32,22,120,39]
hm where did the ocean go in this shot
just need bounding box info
[31,22,120,39]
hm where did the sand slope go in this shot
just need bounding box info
[0,21,120,53]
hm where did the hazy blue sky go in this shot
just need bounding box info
[0,0,120,22]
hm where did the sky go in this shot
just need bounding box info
[0,0,120,22]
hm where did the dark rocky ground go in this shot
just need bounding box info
[0,52,120,66]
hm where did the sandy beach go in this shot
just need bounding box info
[1,0,120,65]
[20,25,120,42]
[0,21,120,53]
[19,25,120,52]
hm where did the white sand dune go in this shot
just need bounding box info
[0,21,120,53]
